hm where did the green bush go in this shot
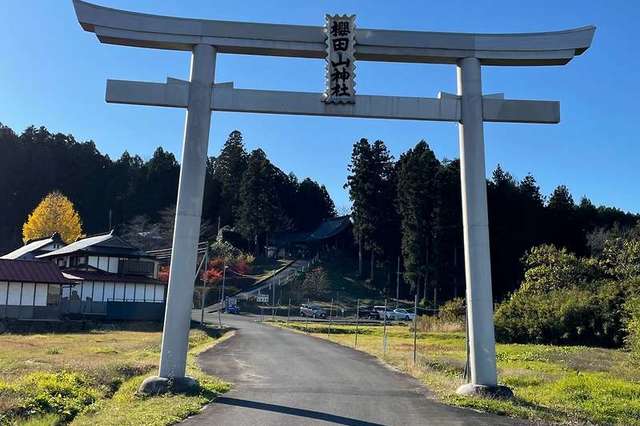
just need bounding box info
[438,298,466,323]
[412,298,466,333]
[1,372,101,423]
[520,244,602,294]
[495,281,627,347]
[495,243,638,347]
[624,297,640,359]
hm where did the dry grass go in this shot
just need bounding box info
[277,322,640,425]
[412,315,465,333]
[0,328,160,384]
[0,325,229,425]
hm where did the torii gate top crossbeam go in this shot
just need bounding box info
[73,0,594,66]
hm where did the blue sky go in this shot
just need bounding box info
[1,1,638,213]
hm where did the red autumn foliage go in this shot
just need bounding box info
[234,259,250,275]
[159,255,254,285]
[202,265,223,284]
[158,265,170,283]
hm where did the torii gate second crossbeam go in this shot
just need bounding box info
[72,0,594,398]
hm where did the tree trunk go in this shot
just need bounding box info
[358,234,363,277]
[254,232,259,256]
[423,238,430,303]
[453,247,458,299]
[370,251,375,284]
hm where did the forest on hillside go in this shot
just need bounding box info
[1,123,638,303]
[344,139,640,302]
[0,124,335,253]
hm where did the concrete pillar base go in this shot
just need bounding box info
[456,383,513,399]
[138,375,200,396]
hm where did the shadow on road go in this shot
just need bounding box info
[214,396,385,426]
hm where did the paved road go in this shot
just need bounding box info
[183,314,523,426]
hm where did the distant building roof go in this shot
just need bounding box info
[0,259,73,284]
[37,231,147,259]
[307,216,351,241]
[1,233,64,260]
[62,268,164,285]
[271,216,352,246]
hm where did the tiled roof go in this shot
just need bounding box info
[1,233,63,260]
[307,216,351,241]
[271,216,351,246]
[0,259,73,284]
[37,231,146,259]
[62,268,164,285]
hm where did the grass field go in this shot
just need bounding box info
[0,324,229,425]
[277,321,640,425]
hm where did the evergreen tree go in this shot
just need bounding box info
[396,141,440,299]
[294,178,337,231]
[236,149,285,254]
[345,139,396,285]
[547,185,585,254]
[214,130,248,226]
[139,147,180,221]
[433,159,463,300]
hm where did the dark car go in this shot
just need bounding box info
[300,304,327,318]
[357,305,378,319]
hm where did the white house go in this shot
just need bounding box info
[36,231,166,320]
[1,231,166,321]
[0,258,73,320]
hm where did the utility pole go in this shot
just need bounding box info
[413,293,418,365]
[453,246,458,299]
[200,246,209,327]
[396,255,401,308]
[218,258,226,329]
[328,298,334,338]
[355,298,360,348]
[383,297,388,357]
[272,282,276,321]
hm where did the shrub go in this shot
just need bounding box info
[495,282,627,347]
[412,298,466,333]
[600,237,640,279]
[1,372,101,423]
[438,298,466,323]
[520,244,602,294]
[413,315,464,333]
[624,297,640,359]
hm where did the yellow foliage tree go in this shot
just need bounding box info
[22,192,83,243]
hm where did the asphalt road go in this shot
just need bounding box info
[182,314,524,426]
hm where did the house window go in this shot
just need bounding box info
[47,285,60,305]
[70,256,87,267]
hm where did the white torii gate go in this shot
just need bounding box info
[72,0,594,396]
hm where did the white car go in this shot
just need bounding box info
[373,305,395,320]
[391,308,415,321]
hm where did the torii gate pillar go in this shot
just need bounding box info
[156,44,216,382]
[455,57,508,396]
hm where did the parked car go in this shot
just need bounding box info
[300,304,327,318]
[391,308,415,321]
[373,305,394,320]
[357,305,378,320]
